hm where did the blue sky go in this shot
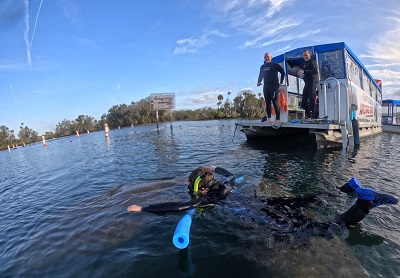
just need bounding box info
[1,0,399,135]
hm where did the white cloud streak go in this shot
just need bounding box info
[10,84,18,104]
[30,0,44,51]
[174,30,228,55]
[361,20,400,64]
[207,0,300,49]
[23,0,44,69]
[175,0,296,53]
[177,85,234,108]
[23,0,31,69]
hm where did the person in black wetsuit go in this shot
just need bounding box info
[127,166,235,213]
[297,49,319,119]
[257,52,285,124]
[127,169,397,240]
[257,177,398,240]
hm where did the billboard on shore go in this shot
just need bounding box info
[150,93,175,111]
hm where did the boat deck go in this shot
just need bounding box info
[236,119,382,148]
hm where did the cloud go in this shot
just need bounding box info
[266,0,289,17]
[175,0,296,53]
[174,30,228,54]
[361,21,400,98]
[242,26,320,50]
[362,24,400,63]
[177,85,234,108]
[207,0,296,49]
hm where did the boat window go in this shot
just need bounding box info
[362,70,370,93]
[372,86,377,103]
[299,78,305,96]
[285,61,301,77]
[287,74,298,94]
[347,53,362,87]
[317,50,345,80]
[376,89,382,104]
[381,102,390,124]
[368,79,373,97]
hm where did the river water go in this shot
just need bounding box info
[1,119,399,278]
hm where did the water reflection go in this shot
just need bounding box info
[0,120,399,277]
[345,225,385,247]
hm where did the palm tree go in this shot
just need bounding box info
[217,95,224,110]
[20,123,25,143]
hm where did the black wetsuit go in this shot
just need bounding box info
[141,167,234,213]
[258,195,376,240]
[256,180,397,241]
[258,61,285,120]
[301,58,319,118]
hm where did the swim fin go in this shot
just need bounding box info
[340,177,398,207]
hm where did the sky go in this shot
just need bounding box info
[1,0,399,135]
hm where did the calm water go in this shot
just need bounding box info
[1,120,399,278]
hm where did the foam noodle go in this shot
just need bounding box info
[173,176,244,249]
[235,176,244,182]
[173,209,195,249]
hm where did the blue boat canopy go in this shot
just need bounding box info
[272,42,381,93]
[382,99,400,106]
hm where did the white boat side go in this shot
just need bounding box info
[236,42,383,148]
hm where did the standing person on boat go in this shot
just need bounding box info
[127,166,236,213]
[257,52,285,125]
[298,49,319,119]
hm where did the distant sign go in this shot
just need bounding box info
[150,93,175,111]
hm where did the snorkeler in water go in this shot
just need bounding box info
[127,168,397,239]
[127,166,235,213]
[255,177,398,240]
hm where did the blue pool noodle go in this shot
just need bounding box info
[173,209,195,249]
[172,176,244,249]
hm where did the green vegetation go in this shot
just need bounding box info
[0,90,265,150]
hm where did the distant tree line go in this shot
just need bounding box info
[0,90,265,151]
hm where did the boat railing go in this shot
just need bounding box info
[322,77,348,124]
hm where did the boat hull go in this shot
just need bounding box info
[382,124,400,133]
[236,120,382,148]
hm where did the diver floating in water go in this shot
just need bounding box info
[127,166,235,213]
[127,167,398,239]
[255,177,398,241]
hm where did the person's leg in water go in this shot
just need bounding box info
[257,179,397,240]
[338,177,398,228]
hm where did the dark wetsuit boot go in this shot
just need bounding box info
[340,199,374,228]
